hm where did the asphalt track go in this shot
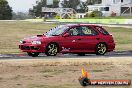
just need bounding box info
[0,51,132,60]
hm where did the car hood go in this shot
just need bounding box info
[21,35,58,44]
[22,35,44,42]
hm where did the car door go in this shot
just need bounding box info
[60,26,83,52]
[77,26,99,51]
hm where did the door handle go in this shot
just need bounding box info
[96,38,100,40]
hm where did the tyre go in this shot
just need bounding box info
[45,43,59,56]
[27,52,39,57]
[96,43,107,55]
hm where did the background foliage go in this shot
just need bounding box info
[0,0,12,20]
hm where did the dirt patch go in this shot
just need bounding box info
[0,57,132,88]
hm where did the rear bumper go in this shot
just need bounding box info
[19,44,46,53]
[107,42,115,52]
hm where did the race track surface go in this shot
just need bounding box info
[0,51,132,60]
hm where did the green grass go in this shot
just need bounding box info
[104,27,132,51]
[83,16,132,19]
[0,21,131,54]
[105,27,132,44]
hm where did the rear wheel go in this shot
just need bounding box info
[45,43,59,56]
[27,52,39,57]
[96,43,107,55]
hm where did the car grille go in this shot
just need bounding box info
[19,45,40,50]
[20,45,30,50]
[31,46,39,50]
[22,41,26,44]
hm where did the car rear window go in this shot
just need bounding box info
[95,26,109,35]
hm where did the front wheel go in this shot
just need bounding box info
[96,43,107,55]
[27,52,39,57]
[45,43,59,56]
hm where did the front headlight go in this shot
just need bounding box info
[31,41,41,44]
[20,40,23,44]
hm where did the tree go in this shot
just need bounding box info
[0,0,12,20]
[77,0,102,13]
[77,1,88,13]
[12,12,33,20]
[29,0,59,17]
[61,0,80,11]
[86,0,102,5]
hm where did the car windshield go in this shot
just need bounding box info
[44,25,69,36]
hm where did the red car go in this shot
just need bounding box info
[19,24,115,57]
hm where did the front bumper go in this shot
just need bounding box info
[19,44,46,53]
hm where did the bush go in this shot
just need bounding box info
[84,13,89,18]
[89,11,103,17]
[55,15,61,19]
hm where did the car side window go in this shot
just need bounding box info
[95,26,109,35]
[69,26,97,36]
[81,26,97,36]
[69,27,82,36]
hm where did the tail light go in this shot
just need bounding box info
[109,34,114,43]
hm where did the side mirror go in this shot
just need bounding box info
[63,33,70,37]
